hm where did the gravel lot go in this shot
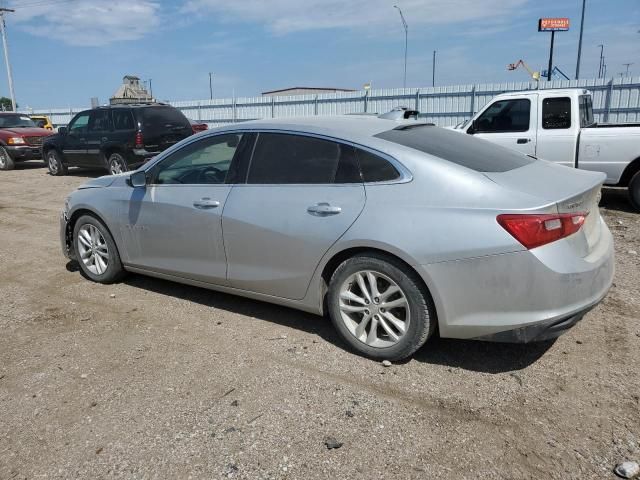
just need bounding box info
[1,164,639,480]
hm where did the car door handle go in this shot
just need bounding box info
[307,202,342,216]
[517,138,531,144]
[193,198,220,209]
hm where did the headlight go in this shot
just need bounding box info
[7,137,26,145]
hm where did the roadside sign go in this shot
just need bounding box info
[538,18,570,32]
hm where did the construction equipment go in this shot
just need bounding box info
[540,66,570,80]
[507,60,540,81]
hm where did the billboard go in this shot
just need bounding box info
[538,18,570,31]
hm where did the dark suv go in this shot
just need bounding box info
[43,103,192,176]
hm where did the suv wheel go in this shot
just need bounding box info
[0,146,15,170]
[629,171,640,212]
[108,153,127,175]
[327,253,436,361]
[73,215,126,284]
[47,149,67,176]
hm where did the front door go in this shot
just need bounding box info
[62,112,90,166]
[469,97,537,157]
[121,133,246,284]
[223,132,366,300]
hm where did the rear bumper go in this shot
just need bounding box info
[422,219,615,342]
[6,145,43,161]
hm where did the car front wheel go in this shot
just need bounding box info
[327,253,436,361]
[46,149,67,176]
[0,146,15,170]
[73,215,126,284]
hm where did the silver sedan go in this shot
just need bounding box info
[60,117,614,360]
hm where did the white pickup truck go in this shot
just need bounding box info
[455,88,640,210]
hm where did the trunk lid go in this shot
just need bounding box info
[484,160,605,256]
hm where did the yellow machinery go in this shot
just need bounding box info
[507,60,540,81]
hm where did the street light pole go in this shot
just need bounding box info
[393,5,408,89]
[432,50,436,87]
[623,63,633,77]
[148,78,153,99]
[209,72,213,100]
[0,8,16,111]
[575,0,586,79]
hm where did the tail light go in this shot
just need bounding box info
[135,131,144,148]
[497,212,588,249]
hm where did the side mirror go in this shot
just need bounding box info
[58,126,67,135]
[129,170,147,188]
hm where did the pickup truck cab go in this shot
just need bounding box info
[459,89,640,210]
[0,113,53,170]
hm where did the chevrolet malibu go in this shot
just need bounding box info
[60,117,614,360]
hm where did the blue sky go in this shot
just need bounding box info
[2,0,638,108]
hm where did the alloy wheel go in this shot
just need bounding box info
[339,270,410,348]
[109,157,125,175]
[0,150,7,168]
[77,224,109,276]
[48,152,58,174]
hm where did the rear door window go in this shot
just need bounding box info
[375,125,533,172]
[112,109,134,130]
[88,110,111,132]
[473,99,531,133]
[248,133,355,184]
[542,97,571,129]
[579,95,594,127]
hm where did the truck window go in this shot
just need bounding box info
[579,95,594,127]
[472,99,530,133]
[542,97,571,129]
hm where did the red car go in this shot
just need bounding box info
[189,118,209,133]
[0,113,53,171]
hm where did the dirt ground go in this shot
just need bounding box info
[1,163,639,480]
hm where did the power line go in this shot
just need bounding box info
[9,0,78,9]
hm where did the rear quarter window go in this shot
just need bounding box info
[374,125,533,173]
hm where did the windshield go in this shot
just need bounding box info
[375,125,533,172]
[0,114,37,128]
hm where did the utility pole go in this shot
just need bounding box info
[575,0,586,79]
[393,6,408,88]
[623,63,633,77]
[208,72,213,100]
[432,50,436,87]
[597,44,604,78]
[0,8,16,111]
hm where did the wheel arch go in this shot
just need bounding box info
[101,144,126,165]
[618,156,640,187]
[66,207,122,260]
[317,244,443,329]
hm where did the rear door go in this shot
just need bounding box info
[62,111,90,166]
[84,109,112,167]
[138,106,192,153]
[120,132,249,284]
[535,95,580,167]
[469,97,537,156]
[222,132,366,300]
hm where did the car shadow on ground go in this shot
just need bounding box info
[68,267,553,374]
[600,187,635,213]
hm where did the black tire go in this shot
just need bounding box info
[0,146,15,170]
[46,149,67,176]
[72,214,126,284]
[629,171,640,212]
[327,253,436,361]
[107,152,128,175]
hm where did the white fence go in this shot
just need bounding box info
[24,76,640,128]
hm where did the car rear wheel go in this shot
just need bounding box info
[73,215,126,284]
[108,153,127,175]
[0,146,15,170]
[629,171,640,212]
[327,254,436,361]
[47,149,67,176]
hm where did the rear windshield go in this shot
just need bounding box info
[374,125,533,172]
[140,106,190,130]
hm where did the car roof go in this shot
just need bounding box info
[216,116,426,145]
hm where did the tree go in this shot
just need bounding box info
[0,97,16,111]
